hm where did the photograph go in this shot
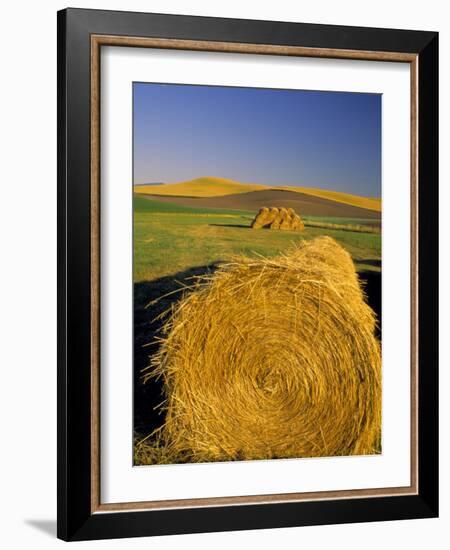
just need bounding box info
[51,5,438,542]
[132,82,383,466]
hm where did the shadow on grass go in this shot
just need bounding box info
[209,223,251,229]
[356,259,382,268]
[134,264,219,435]
[134,263,381,437]
[358,267,382,340]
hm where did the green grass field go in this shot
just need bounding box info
[302,215,380,226]
[133,196,381,283]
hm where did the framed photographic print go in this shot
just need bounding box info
[57,8,439,541]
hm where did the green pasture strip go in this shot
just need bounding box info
[303,215,381,226]
[133,210,381,284]
[134,194,254,217]
[304,220,380,234]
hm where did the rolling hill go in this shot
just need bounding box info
[134,177,381,213]
[135,177,266,197]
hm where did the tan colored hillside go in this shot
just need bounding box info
[135,176,266,197]
[134,176,381,213]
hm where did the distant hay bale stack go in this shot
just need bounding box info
[278,207,289,225]
[251,207,280,229]
[279,208,293,230]
[268,207,280,227]
[250,207,269,228]
[143,236,381,464]
[251,206,304,231]
[279,218,292,230]
[292,214,305,231]
[269,217,281,230]
[269,207,279,218]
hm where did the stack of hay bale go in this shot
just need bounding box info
[251,206,304,231]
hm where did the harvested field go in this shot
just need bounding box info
[140,188,381,220]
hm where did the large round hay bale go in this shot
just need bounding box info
[145,237,381,463]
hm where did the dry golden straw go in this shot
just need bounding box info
[140,237,381,464]
[251,206,305,231]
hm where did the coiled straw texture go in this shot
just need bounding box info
[142,236,381,464]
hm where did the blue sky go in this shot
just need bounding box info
[133,83,381,198]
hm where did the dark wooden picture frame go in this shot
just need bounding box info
[57,8,438,541]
